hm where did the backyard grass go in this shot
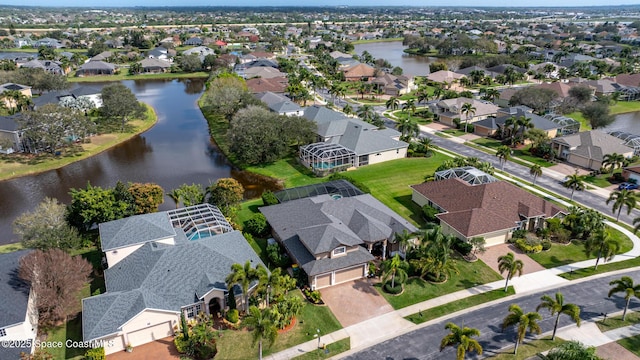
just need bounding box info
[486,337,565,359]
[528,226,633,269]
[375,256,502,310]
[245,157,324,189]
[618,334,640,357]
[293,338,350,359]
[405,286,515,325]
[0,242,24,254]
[216,289,342,359]
[610,101,640,115]
[345,155,449,227]
[68,71,209,82]
[565,111,590,131]
[596,311,640,332]
[0,104,157,181]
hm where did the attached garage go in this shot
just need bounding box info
[483,232,508,247]
[102,334,125,355]
[334,266,364,284]
[126,322,173,347]
[315,274,331,289]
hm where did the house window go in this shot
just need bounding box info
[333,246,346,256]
[0,328,6,337]
[185,303,202,319]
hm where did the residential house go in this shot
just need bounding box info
[426,70,466,84]
[0,114,25,153]
[341,63,376,81]
[76,61,116,77]
[260,191,418,290]
[33,37,63,48]
[139,58,171,73]
[411,168,564,246]
[89,51,113,62]
[551,130,635,170]
[430,97,500,127]
[246,76,288,94]
[0,250,38,359]
[535,82,576,100]
[146,46,172,61]
[371,73,416,96]
[454,66,499,80]
[495,88,518,108]
[33,85,103,109]
[615,73,640,88]
[182,46,216,57]
[623,165,640,184]
[473,106,561,138]
[242,66,286,79]
[183,37,203,46]
[18,59,64,75]
[0,83,32,109]
[13,38,32,48]
[255,92,303,116]
[82,204,266,355]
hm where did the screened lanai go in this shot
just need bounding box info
[300,142,355,176]
[543,114,580,135]
[274,179,364,203]
[608,130,640,156]
[435,166,499,185]
[166,204,233,241]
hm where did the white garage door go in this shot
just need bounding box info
[315,274,331,289]
[103,335,125,355]
[335,266,364,284]
[485,233,508,247]
[127,322,173,347]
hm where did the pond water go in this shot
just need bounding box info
[353,41,435,76]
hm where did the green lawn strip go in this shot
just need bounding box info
[351,37,404,44]
[0,105,156,181]
[375,257,502,310]
[345,156,449,227]
[559,257,640,280]
[244,157,324,188]
[529,226,633,269]
[292,338,350,360]
[486,337,565,360]
[441,129,468,137]
[68,71,209,83]
[564,111,590,131]
[216,289,342,359]
[583,171,618,188]
[617,334,640,357]
[0,242,24,254]
[405,286,515,325]
[469,139,554,168]
[596,311,640,332]
[610,101,640,115]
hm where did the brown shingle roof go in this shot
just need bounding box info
[411,178,564,237]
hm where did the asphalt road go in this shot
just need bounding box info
[344,270,640,360]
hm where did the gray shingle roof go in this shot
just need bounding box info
[0,114,21,132]
[334,120,407,155]
[552,130,634,162]
[0,250,31,327]
[99,212,176,251]
[84,230,264,341]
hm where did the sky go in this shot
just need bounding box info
[7,0,640,8]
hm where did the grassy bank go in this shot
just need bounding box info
[0,104,157,181]
[351,37,403,44]
[68,71,209,83]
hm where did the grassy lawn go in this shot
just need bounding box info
[618,334,640,357]
[345,155,449,227]
[583,171,618,188]
[0,242,24,254]
[245,157,324,189]
[597,311,640,332]
[441,129,468,137]
[375,256,502,310]
[68,71,209,83]
[487,337,565,359]
[610,101,640,115]
[216,289,342,359]
[392,110,433,125]
[405,286,515,325]
[470,138,554,168]
[293,338,350,359]
[0,104,156,181]
[558,251,640,280]
[351,37,403,44]
[565,111,590,131]
[529,226,633,269]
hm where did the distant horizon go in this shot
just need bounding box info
[3,1,640,9]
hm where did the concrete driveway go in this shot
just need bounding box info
[476,243,546,277]
[107,337,181,360]
[320,279,393,327]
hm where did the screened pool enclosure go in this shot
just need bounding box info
[167,204,233,241]
[435,166,499,185]
[300,142,356,176]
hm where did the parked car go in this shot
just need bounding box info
[618,182,638,190]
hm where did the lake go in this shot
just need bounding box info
[0,78,279,245]
[353,41,435,76]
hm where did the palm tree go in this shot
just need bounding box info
[530,164,543,186]
[416,87,430,104]
[562,173,585,201]
[602,153,626,174]
[607,189,637,222]
[503,116,518,144]
[357,105,375,123]
[608,276,640,321]
[483,88,500,102]
[536,292,581,340]
[397,118,419,140]
[469,69,485,85]
[496,145,511,171]
[585,230,620,270]
[342,103,353,116]
[393,229,414,257]
[167,189,182,209]
[433,85,444,100]
[243,305,278,360]
[461,102,476,133]
[225,261,268,312]
[515,116,534,143]
[498,252,523,292]
[381,254,408,289]
[410,227,458,282]
[419,137,434,157]
[501,304,542,355]
[439,322,483,360]
[386,96,400,111]
[402,98,417,118]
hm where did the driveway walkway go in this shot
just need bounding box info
[477,243,546,277]
[107,337,180,360]
[320,279,393,327]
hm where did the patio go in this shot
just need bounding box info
[320,279,393,327]
[107,337,181,360]
[476,243,546,277]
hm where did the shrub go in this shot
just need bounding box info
[226,309,239,324]
[244,213,268,236]
[453,239,472,256]
[195,342,217,360]
[553,228,572,244]
[84,347,105,360]
[515,238,543,253]
[422,204,440,223]
[541,239,552,251]
[261,190,279,206]
[303,288,323,304]
[384,282,403,294]
[227,290,237,310]
[266,242,291,268]
[546,218,562,231]
[174,336,191,354]
[512,229,527,240]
